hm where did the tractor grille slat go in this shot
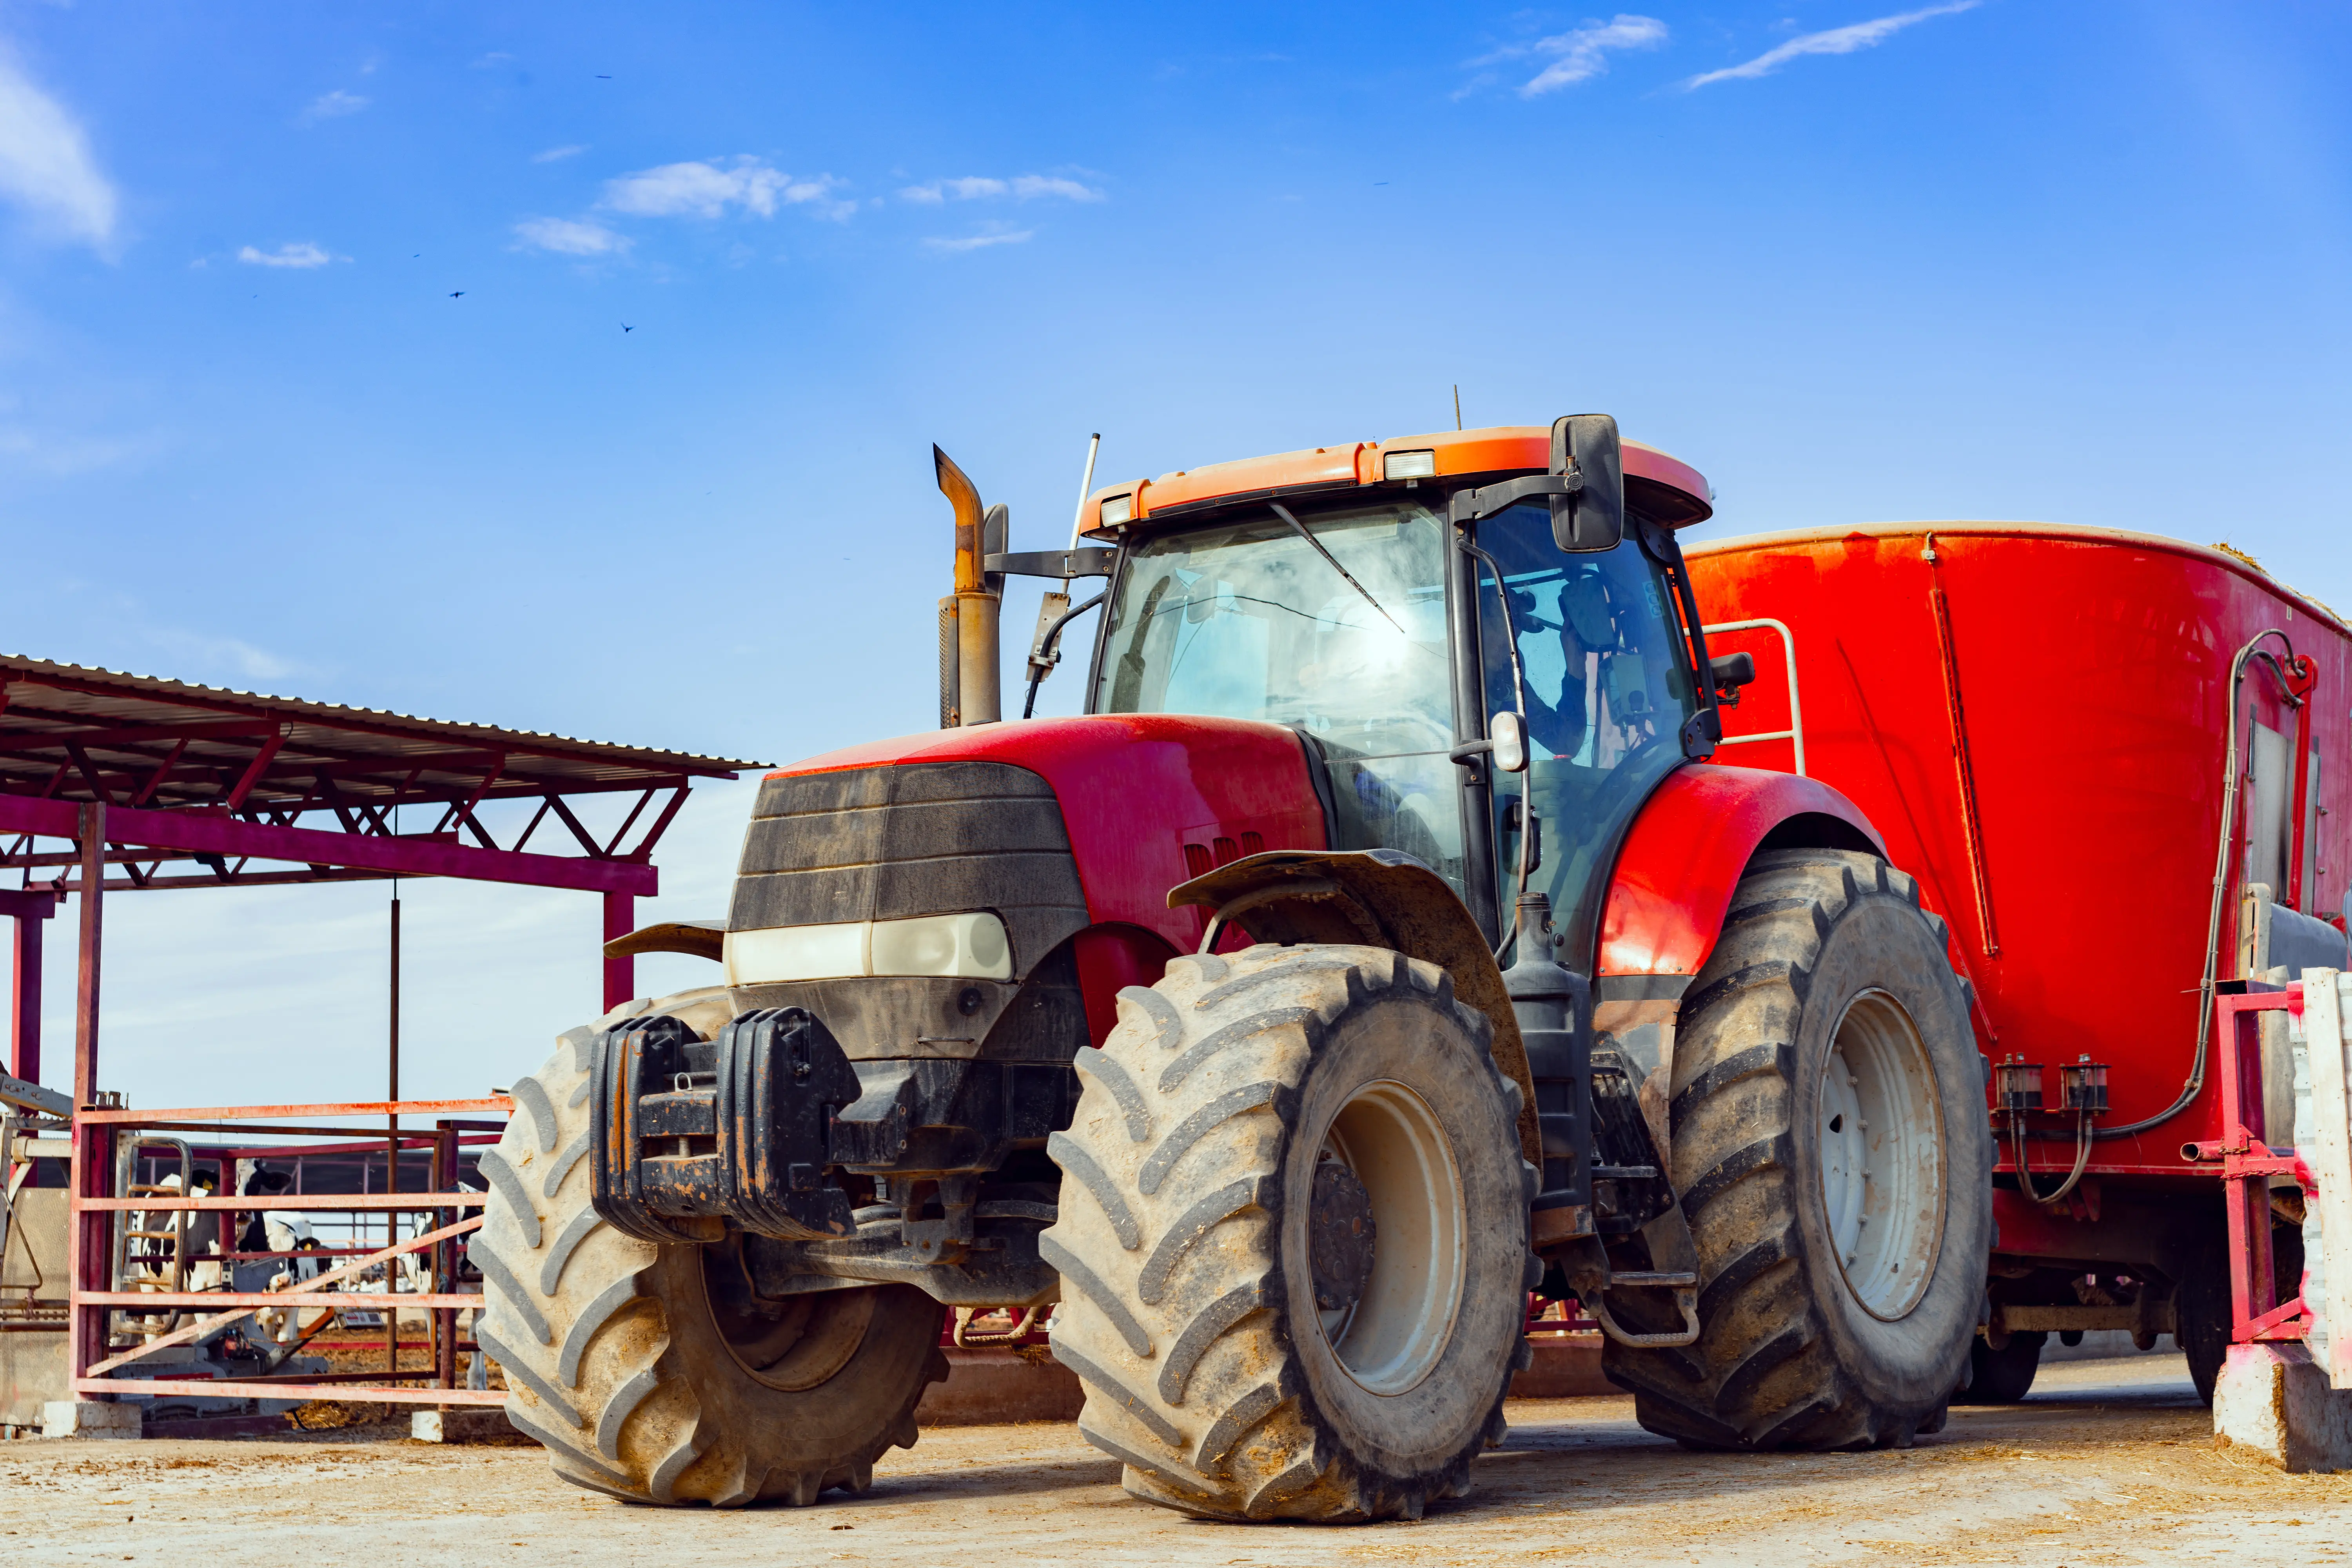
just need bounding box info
[730,762,1089,978]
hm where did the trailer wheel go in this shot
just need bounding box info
[1604,849,1989,1450]
[1953,1331,2044,1404]
[1042,945,1537,1522]
[472,1009,947,1506]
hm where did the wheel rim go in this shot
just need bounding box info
[1314,1079,1466,1395]
[1819,989,1945,1320]
[703,1241,877,1390]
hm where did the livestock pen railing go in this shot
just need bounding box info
[67,1096,512,1410]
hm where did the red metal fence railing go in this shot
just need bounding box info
[70,1096,512,1410]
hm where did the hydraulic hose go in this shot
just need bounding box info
[2084,628,2300,1140]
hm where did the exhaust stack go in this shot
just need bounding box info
[934,445,1002,726]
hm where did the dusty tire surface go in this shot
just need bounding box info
[1042,944,1537,1523]
[1604,848,1989,1451]
[473,993,947,1506]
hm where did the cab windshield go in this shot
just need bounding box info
[1092,502,1465,886]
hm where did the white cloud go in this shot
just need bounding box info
[601,156,847,220]
[512,216,628,256]
[237,241,334,269]
[900,173,1103,203]
[923,225,1033,253]
[1685,1,1978,87]
[1010,174,1103,201]
[532,143,587,163]
[1514,15,1670,95]
[301,89,369,122]
[143,627,301,683]
[901,176,1001,203]
[0,424,154,476]
[0,46,117,251]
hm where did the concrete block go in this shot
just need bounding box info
[411,1408,514,1443]
[1509,1334,1613,1399]
[2214,1342,2352,1472]
[915,1348,1083,1426]
[40,1400,142,1440]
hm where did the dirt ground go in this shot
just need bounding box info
[0,1354,2341,1566]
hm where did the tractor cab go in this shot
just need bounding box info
[1077,423,1722,965]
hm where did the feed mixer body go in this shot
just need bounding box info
[1686,523,2352,1334]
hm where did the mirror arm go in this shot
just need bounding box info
[1447,472,1581,526]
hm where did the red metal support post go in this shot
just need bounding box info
[603,890,635,1013]
[68,800,111,1394]
[1,887,52,1082]
[2201,987,2316,1344]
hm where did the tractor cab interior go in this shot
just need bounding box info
[1092,499,1466,887]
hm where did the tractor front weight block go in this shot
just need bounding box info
[590,1007,866,1245]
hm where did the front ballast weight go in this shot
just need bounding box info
[588,1009,1069,1307]
[591,1009,864,1244]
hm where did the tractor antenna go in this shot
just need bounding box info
[1022,432,1105,716]
[1066,432,1102,554]
[1453,385,1462,431]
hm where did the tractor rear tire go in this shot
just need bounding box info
[473,1002,948,1506]
[1603,849,1989,1450]
[1042,944,1537,1522]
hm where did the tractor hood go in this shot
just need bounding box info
[749,713,1328,963]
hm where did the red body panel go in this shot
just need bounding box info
[1687,523,2352,1185]
[1596,764,1884,980]
[771,713,1328,965]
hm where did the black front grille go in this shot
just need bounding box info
[729,761,1088,978]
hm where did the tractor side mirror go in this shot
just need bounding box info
[1489,711,1528,773]
[1708,650,1757,706]
[1550,414,1624,554]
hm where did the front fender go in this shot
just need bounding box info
[1596,763,1884,990]
[1167,848,1543,1169]
[1593,765,1883,1168]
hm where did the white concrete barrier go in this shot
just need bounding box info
[40,1400,141,1439]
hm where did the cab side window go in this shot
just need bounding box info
[1476,506,1696,964]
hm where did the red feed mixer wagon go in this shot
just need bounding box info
[467,416,2352,1520]
[1688,524,2352,1402]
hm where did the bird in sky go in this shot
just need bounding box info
[448,290,465,298]
[622,322,635,333]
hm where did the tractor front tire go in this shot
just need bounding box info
[1604,848,1990,1450]
[472,1000,947,1506]
[1042,944,1537,1523]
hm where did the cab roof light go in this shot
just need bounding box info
[1383,450,1437,481]
[1098,493,1134,528]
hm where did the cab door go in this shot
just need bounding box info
[1468,505,1704,967]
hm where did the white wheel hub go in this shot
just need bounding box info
[1819,989,1945,1320]
[1314,1080,1466,1395]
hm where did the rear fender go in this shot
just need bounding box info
[1166,848,1543,1168]
[1595,763,1884,1161]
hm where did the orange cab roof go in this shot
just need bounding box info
[1078,424,1713,538]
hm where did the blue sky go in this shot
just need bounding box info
[4,1,2348,1108]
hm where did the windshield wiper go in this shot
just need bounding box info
[1269,501,1406,636]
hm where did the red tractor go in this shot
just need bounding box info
[473,418,1988,1519]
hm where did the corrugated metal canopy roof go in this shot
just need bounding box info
[0,653,761,817]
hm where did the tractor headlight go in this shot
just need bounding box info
[724,912,1014,985]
